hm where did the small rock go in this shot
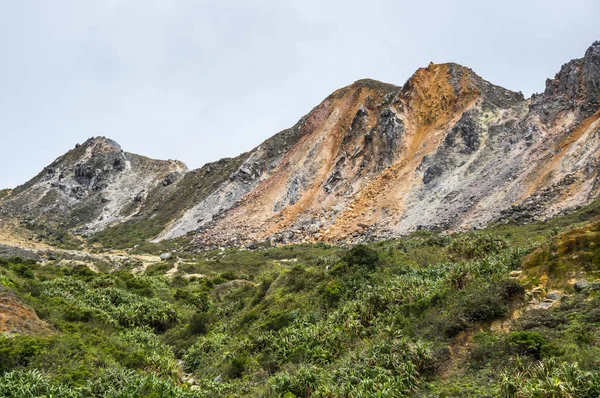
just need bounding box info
[160,253,172,261]
[546,291,561,301]
[573,279,590,292]
[531,286,544,298]
[509,270,522,278]
[162,171,183,186]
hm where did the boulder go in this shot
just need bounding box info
[546,291,562,301]
[160,253,173,261]
[573,279,590,292]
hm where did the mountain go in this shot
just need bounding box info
[3,42,600,398]
[2,41,600,249]
[0,137,187,235]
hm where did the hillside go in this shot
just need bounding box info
[1,196,600,396]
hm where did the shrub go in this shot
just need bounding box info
[262,310,294,331]
[323,280,342,305]
[188,311,211,335]
[469,332,502,368]
[183,333,228,372]
[449,234,507,259]
[282,265,319,293]
[63,307,94,322]
[343,244,379,270]
[13,264,35,279]
[41,278,179,331]
[174,288,190,301]
[463,289,508,322]
[499,358,600,398]
[223,353,249,379]
[461,280,521,323]
[220,271,237,281]
[506,331,547,358]
[0,336,47,373]
[67,264,96,279]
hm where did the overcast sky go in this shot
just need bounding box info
[1,1,599,189]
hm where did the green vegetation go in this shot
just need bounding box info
[1,210,600,396]
[21,222,83,250]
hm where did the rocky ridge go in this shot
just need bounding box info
[0,137,187,235]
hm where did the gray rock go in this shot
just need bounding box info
[573,279,590,292]
[546,291,562,301]
[163,171,183,186]
[0,244,42,261]
[159,253,172,261]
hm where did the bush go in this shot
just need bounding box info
[63,307,94,323]
[449,234,507,259]
[506,331,547,359]
[223,353,249,379]
[0,336,47,373]
[67,264,96,279]
[343,244,379,270]
[469,332,502,368]
[323,280,342,305]
[262,310,294,331]
[499,358,600,397]
[13,264,35,279]
[463,289,508,322]
[283,266,319,293]
[220,271,237,281]
[187,311,211,335]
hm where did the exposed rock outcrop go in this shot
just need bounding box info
[0,137,187,234]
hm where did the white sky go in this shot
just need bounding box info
[1,0,599,188]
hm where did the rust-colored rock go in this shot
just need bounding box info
[0,286,53,336]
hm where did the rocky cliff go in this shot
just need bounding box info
[0,137,187,234]
[3,41,600,248]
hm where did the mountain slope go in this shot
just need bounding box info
[0,137,187,235]
[162,42,600,247]
[2,42,600,249]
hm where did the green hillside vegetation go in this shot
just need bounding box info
[1,205,600,397]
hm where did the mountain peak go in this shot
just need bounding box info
[583,40,600,104]
[403,62,524,114]
[79,136,122,152]
[348,78,399,92]
[543,40,600,106]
